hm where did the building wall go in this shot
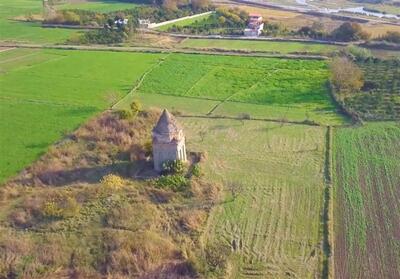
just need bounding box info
[153,139,186,172]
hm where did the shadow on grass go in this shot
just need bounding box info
[14,160,157,187]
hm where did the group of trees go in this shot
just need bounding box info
[294,21,370,42]
[258,21,371,42]
[331,22,370,42]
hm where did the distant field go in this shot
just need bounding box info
[180,38,341,54]
[55,0,138,13]
[0,48,163,183]
[156,13,212,31]
[0,0,76,43]
[333,123,400,279]
[183,117,327,278]
[123,53,345,125]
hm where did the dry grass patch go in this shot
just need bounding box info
[0,109,223,278]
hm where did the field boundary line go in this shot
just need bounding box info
[112,54,170,110]
[182,66,220,97]
[0,52,39,64]
[0,47,16,53]
[322,125,334,279]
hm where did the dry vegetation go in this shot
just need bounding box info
[0,110,223,278]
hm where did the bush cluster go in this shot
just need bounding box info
[100,174,125,190]
[156,174,189,192]
[162,159,186,175]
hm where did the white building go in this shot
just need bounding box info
[244,13,264,37]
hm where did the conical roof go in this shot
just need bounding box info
[153,109,181,135]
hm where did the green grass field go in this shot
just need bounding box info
[333,123,400,279]
[180,38,341,55]
[55,0,138,13]
[183,117,327,278]
[116,53,346,125]
[0,0,77,43]
[156,13,212,31]
[0,48,163,183]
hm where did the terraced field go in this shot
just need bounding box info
[120,53,346,125]
[0,48,163,183]
[333,123,400,279]
[183,118,327,278]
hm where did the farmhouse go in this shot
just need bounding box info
[152,109,187,172]
[244,13,264,37]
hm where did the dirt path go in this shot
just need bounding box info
[0,47,16,53]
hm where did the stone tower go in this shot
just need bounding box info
[152,109,187,172]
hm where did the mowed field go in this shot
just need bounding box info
[180,38,341,54]
[333,123,400,279]
[117,53,346,125]
[183,118,327,278]
[0,48,163,183]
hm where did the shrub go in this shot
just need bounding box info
[345,45,373,61]
[162,160,186,175]
[42,196,80,219]
[42,201,63,219]
[130,100,142,119]
[191,164,202,177]
[156,175,189,192]
[117,109,132,119]
[100,174,125,190]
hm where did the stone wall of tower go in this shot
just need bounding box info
[153,138,186,172]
